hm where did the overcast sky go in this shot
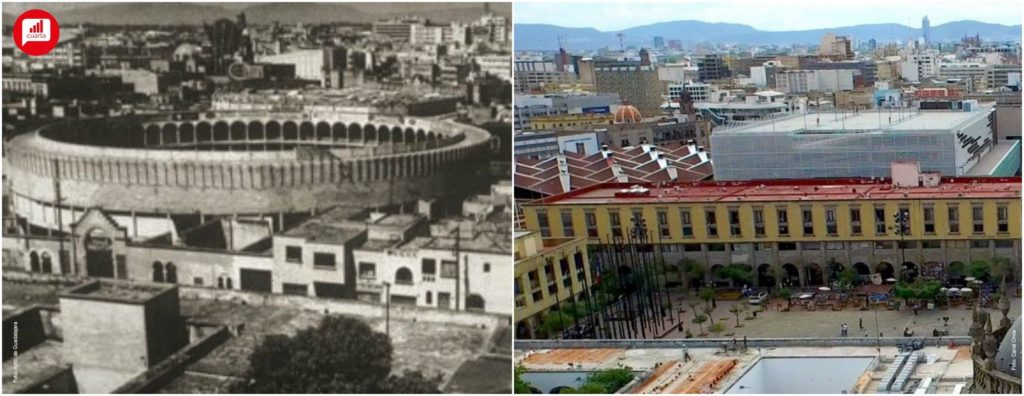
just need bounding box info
[515,0,1022,31]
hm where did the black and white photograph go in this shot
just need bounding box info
[1,2,512,393]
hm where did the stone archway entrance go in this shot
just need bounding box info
[84,228,115,278]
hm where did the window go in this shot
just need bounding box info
[777,208,789,235]
[585,211,598,238]
[561,210,575,237]
[874,206,886,234]
[753,208,765,237]
[997,205,1008,233]
[898,240,917,249]
[358,262,376,280]
[972,204,984,234]
[802,208,814,236]
[923,206,935,234]
[313,253,336,268]
[609,209,622,238]
[777,242,797,251]
[680,209,693,237]
[994,239,1014,248]
[732,243,752,252]
[728,209,741,237]
[537,209,550,237]
[971,240,989,249]
[621,139,630,147]
[657,209,670,238]
[441,260,458,278]
[193,277,204,286]
[282,283,307,295]
[285,246,302,263]
[850,206,862,234]
[426,291,433,305]
[484,263,491,273]
[707,243,726,251]
[948,206,960,234]
[683,243,702,252]
[395,267,413,285]
[803,242,821,250]
[422,259,436,281]
[825,207,837,235]
[922,240,941,249]
[575,142,586,154]
[705,209,718,237]
[947,240,968,249]
[897,206,910,235]
[874,240,893,249]
[825,241,844,250]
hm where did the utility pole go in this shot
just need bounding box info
[52,159,66,274]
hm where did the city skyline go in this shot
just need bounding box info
[514,0,1020,32]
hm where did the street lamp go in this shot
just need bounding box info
[382,281,391,338]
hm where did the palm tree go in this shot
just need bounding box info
[778,288,794,311]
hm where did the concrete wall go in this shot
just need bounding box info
[60,298,149,393]
[2,306,47,360]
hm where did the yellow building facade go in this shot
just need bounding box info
[528,113,614,131]
[522,178,1021,289]
[513,230,594,339]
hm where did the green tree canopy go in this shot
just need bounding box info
[231,316,440,393]
[715,264,753,285]
[514,365,534,394]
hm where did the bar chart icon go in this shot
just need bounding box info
[21,18,51,43]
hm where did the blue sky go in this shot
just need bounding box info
[514,0,1022,31]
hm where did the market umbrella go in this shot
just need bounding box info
[965,277,976,282]
[961,287,973,293]
[886,278,897,283]
[818,286,831,291]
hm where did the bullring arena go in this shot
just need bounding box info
[4,110,492,238]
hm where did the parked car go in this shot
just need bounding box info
[748,291,769,305]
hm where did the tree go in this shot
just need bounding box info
[587,368,634,392]
[778,288,794,310]
[990,256,1012,282]
[968,260,991,280]
[540,311,574,337]
[709,322,726,335]
[231,316,440,393]
[693,313,708,336]
[680,258,703,287]
[702,303,716,326]
[714,264,753,286]
[837,268,858,291]
[514,365,534,394]
[729,304,746,327]
[699,287,716,311]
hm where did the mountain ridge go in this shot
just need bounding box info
[515,20,1022,50]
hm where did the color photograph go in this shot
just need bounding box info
[512,0,1021,394]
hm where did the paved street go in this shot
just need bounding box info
[651,295,1021,339]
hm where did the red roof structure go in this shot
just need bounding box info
[515,141,713,197]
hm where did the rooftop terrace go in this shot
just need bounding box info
[717,108,992,135]
[527,177,1021,206]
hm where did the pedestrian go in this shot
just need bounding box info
[841,323,848,337]
[743,336,748,351]
[859,318,863,331]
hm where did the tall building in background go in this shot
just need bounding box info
[593,59,663,117]
[653,36,665,49]
[922,15,931,48]
[819,32,854,60]
[696,54,730,81]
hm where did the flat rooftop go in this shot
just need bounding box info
[280,206,368,245]
[61,280,174,303]
[716,108,991,135]
[527,177,1021,206]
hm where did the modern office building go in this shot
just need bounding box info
[521,166,1021,289]
[696,54,730,81]
[776,69,856,93]
[819,33,854,60]
[593,60,664,117]
[514,60,575,93]
[712,100,998,180]
[513,230,593,338]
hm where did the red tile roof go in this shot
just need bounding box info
[514,143,713,197]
